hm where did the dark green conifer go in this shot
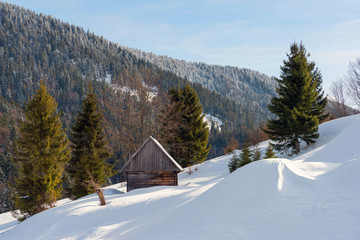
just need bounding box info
[239,145,252,167]
[252,145,262,161]
[228,154,240,173]
[161,85,210,167]
[264,42,325,155]
[309,65,329,122]
[264,144,277,159]
[67,90,113,199]
[13,82,70,221]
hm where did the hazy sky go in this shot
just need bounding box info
[4,0,360,93]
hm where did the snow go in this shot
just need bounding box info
[109,81,158,101]
[105,73,111,84]
[2,115,360,239]
[95,72,112,84]
[204,114,223,130]
[0,213,16,234]
[110,85,138,96]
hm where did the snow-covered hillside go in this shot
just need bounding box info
[1,115,360,240]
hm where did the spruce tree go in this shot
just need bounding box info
[310,64,329,122]
[13,82,70,221]
[161,85,210,167]
[239,145,252,167]
[228,154,240,173]
[252,145,262,161]
[67,90,113,199]
[264,144,277,159]
[264,42,325,155]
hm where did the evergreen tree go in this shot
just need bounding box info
[310,65,329,122]
[239,145,252,167]
[67,90,113,199]
[161,84,210,167]
[228,154,240,173]
[264,42,324,155]
[264,144,277,159]
[252,145,262,161]
[13,82,70,221]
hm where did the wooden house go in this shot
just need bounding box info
[120,136,183,192]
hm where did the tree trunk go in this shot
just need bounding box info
[96,188,106,206]
[294,140,300,155]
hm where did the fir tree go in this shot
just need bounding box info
[252,145,262,161]
[264,42,324,155]
[264,144,277,159]
[239,145,252,167]
[67,90,113,199]
[13,82,70,221]
[161,84,210,167]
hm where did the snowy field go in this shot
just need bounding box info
[1,115,360,239]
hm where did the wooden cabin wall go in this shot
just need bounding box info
[127,171,178,192]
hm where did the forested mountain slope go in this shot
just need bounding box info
[129,49,277,119]
[0,2,276,156]
[0,2,277,212]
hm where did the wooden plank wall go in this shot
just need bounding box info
[127,171,178,192]
[125,139,179,172]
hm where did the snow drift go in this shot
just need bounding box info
[1,115,360,240]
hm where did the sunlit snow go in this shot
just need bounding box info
[1,115,360,240]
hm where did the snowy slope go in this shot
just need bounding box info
[1,115,360,240]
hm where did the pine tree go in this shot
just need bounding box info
[239,145,252,167]
[160,85,210,167]
[264,42,325,155]
[252,145,262,161]
[13,82,70,221]
[67,90,113,199]
[264,144,277,159]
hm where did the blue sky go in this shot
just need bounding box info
[4,0,360,93]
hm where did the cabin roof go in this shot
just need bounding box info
[120,136,183,173]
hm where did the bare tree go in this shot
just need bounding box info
[84,169,106,206]
[158,100,189,159]
[224,137,240,154]
[116,78,162,160]
[330,79,347,117]
[345,58,360,108]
